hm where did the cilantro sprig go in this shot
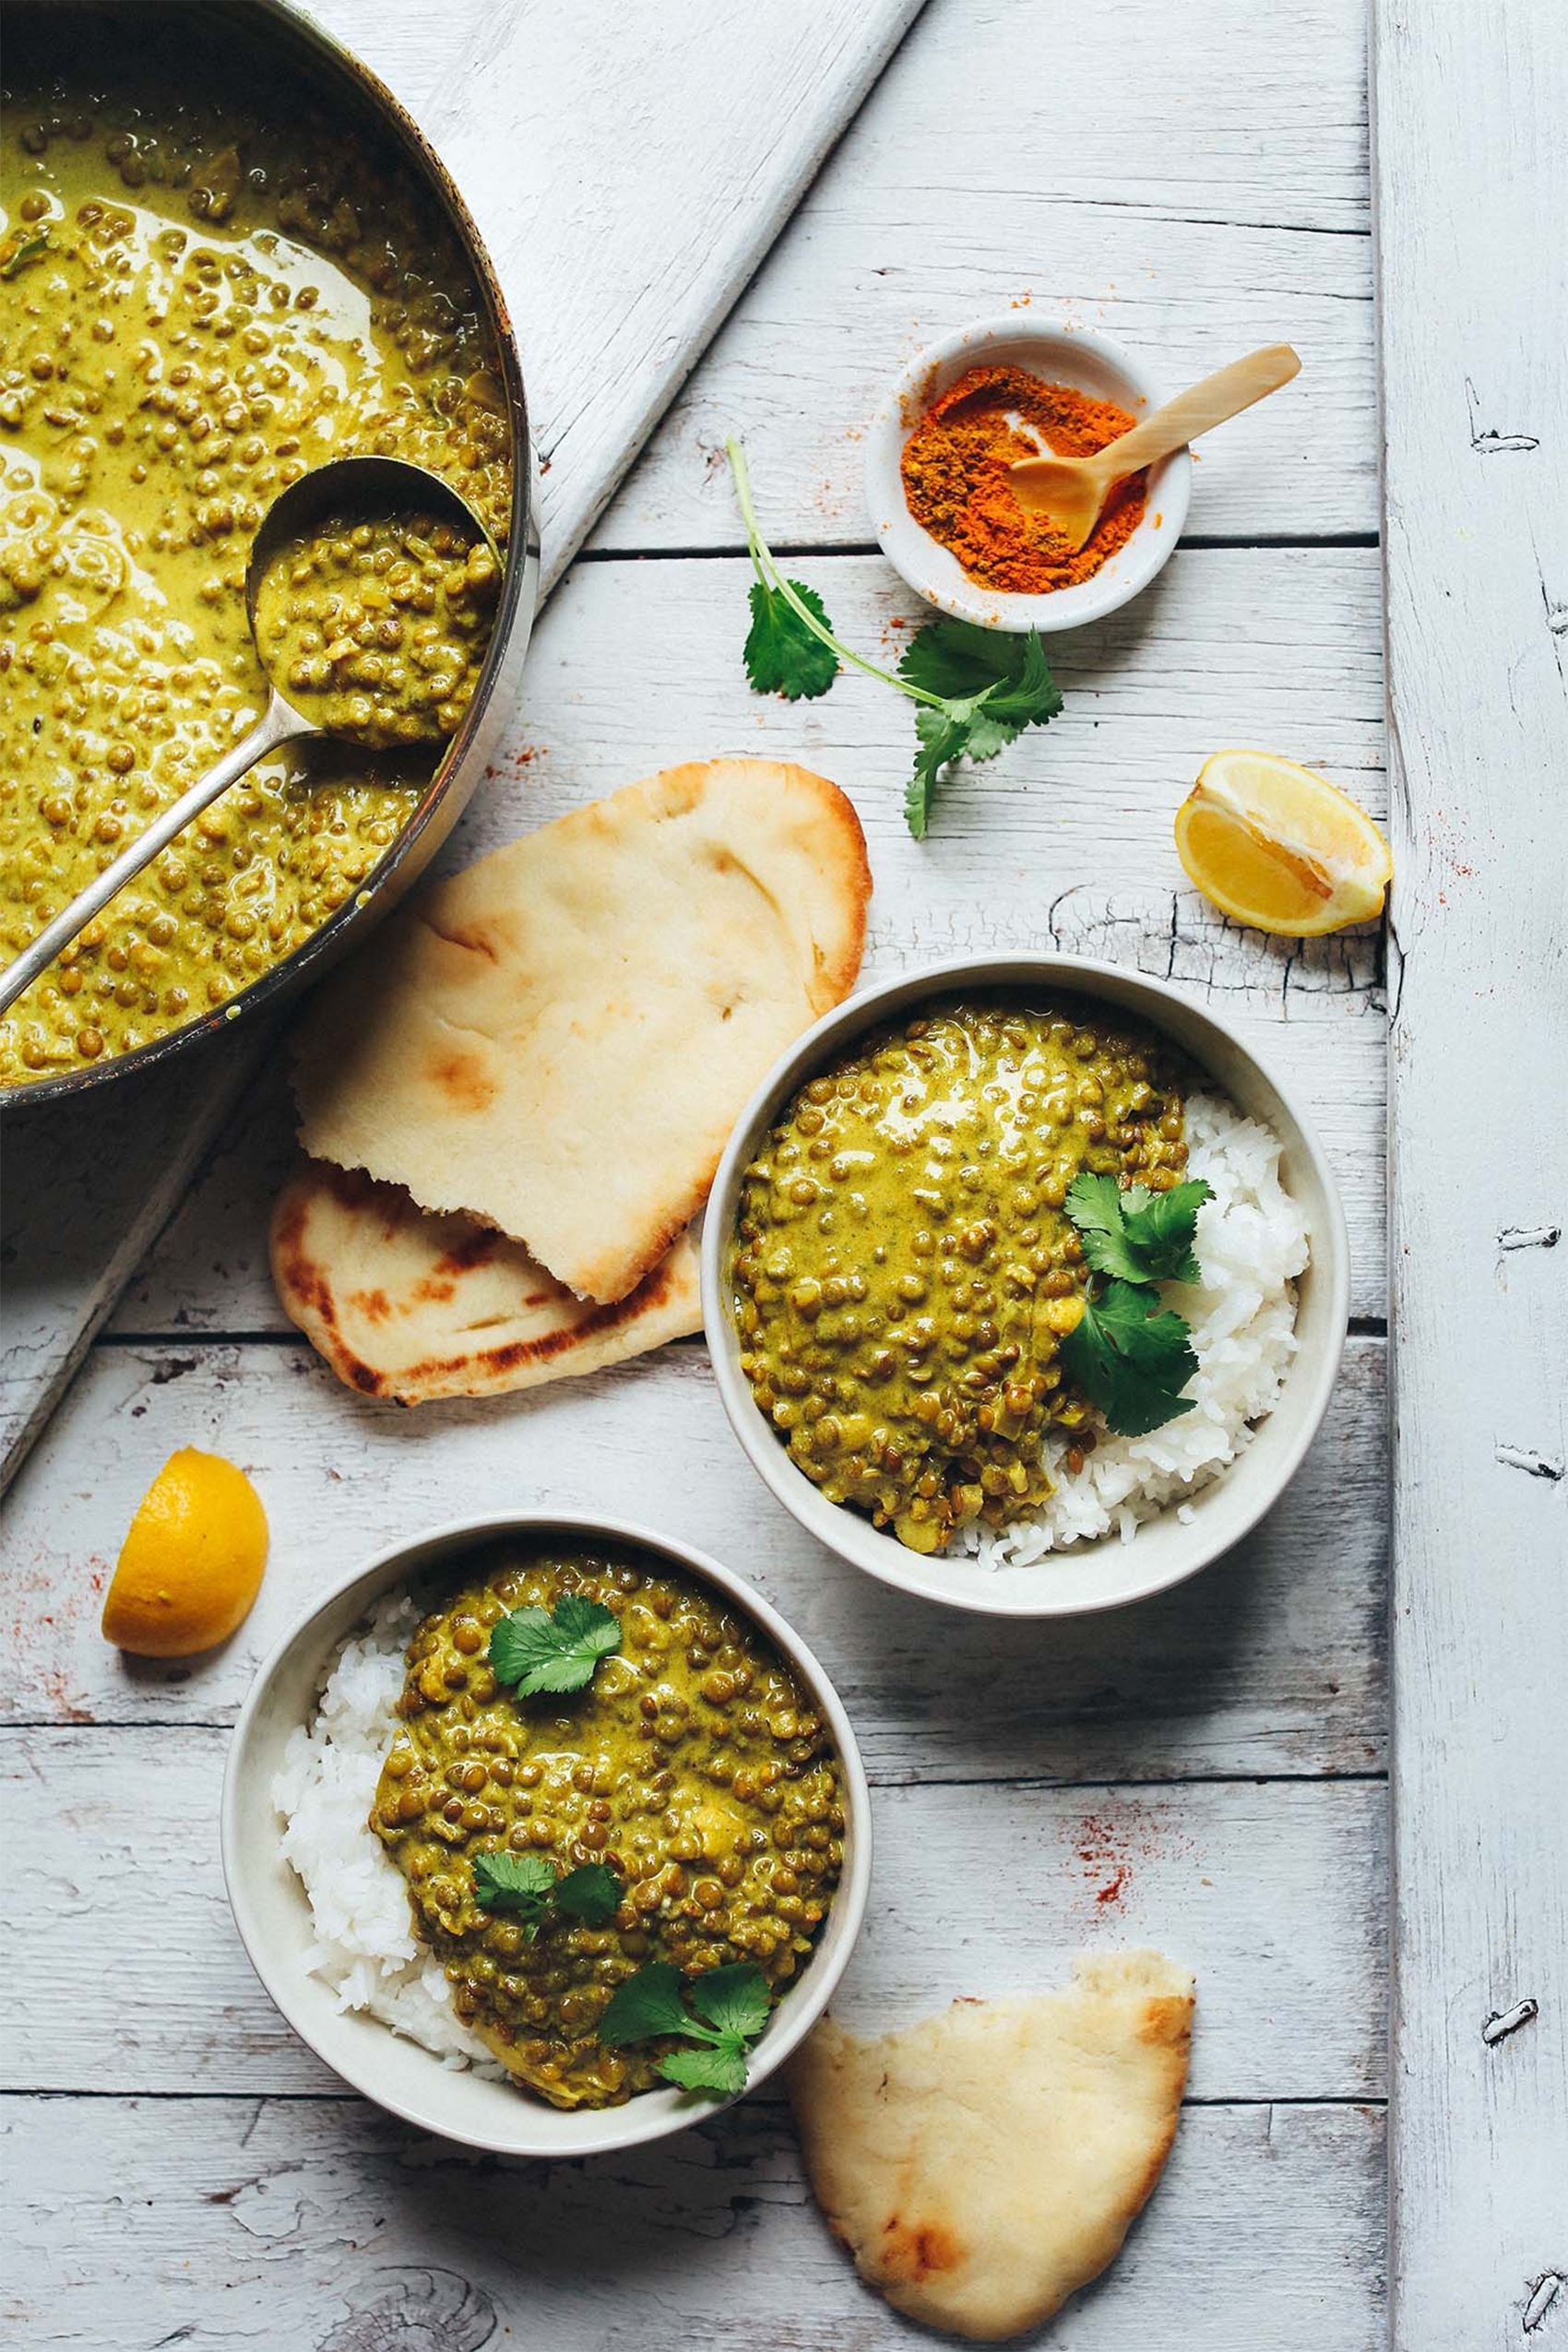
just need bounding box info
[1065,1172,1214,1287]
[728,439,1063,838]
[488,1594,621,1697]
[1062,1278,1201,1438]
[1061,1172,1213,1436]
[598,1959,773,2098]
[470,1853,622,1939]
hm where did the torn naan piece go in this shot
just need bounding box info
[270,1158,700,1404]
[291,757,871,1302]
[786,1951,1194,2342]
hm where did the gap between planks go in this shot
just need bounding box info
[567,530,1384,561]
[0,2085,1382,2109]
[0,1725,1389,1788]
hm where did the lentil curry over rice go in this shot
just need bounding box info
[374,1544,844,2109]
[0,12,513,1086]
[729,998,1190,1553]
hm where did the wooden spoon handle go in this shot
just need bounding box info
[1091,343,1301,478]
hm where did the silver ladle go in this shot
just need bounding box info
[0,455,496,1018]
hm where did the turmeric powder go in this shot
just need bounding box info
[900,364,1147,596]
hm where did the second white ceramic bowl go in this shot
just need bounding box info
[865,314,1192,634]
[702,956,1348,1617]
[222,1512,871,2157]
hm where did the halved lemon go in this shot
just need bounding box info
[1174,749,1393,936]
[101,1447,269,1657]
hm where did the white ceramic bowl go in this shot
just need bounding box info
[702,956,1348,1617]
[222,1511,871,2157]
[864,314,1192,634]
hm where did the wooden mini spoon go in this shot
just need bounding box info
[1008,343,1301,551]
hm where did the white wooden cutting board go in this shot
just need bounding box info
[0,0,927,1493]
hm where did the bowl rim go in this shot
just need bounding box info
[863,310,1192,636]
[221,1508,872,2158]
[700,952,1350,1619]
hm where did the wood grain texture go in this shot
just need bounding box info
[0,1029,265,1495]
[0,0,925,1496]
[4,1728,1384,2098]
[3,2093,1384,2352]
[0,1336,1385,1776]
[107,544,1388,1333]
[590,0,1375,552]
[382,0,930,594]
[1375,3,1568,2345]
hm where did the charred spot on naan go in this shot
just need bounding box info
[1137,1992,1194,2049]
[427,1048,498,1112]
[269,1158,701,1405]
[880,2217,965,2285]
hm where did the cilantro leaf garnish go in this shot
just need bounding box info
[599,1960,695,2044]
[552,1861,622,1926]
[743,578,839,699]
[470,1851,557,1933]
[471,1852,622,1939]
[598,1957,774,2099]
[1065,1171,1214,1288]
[1062,1277,1200,1438]
[488,1594,621,1696]
[728,438,1062,838]
[688,1961,773,2040]
[1119,1179,1215,1282]
[659,2041,751,2096]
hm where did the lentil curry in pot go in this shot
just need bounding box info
[0,10,513,1087]
[729,996,1191,1553]
[374,1543,844,2109]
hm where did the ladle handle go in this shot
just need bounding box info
[1089,343,1301,479]
[0,691,312,1019]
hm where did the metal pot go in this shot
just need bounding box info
[3,0,538,1111]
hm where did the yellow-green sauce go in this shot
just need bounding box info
[0,16,512,1085]
[374,1545,844,2109]
[729,997,1190,1552]
[253,505,499,751]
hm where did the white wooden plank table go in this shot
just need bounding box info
[1,0,1398,2344]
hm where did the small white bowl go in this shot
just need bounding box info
[701,956,1348,1618]
[222,1511,871,2158]
[864,314,1192,634]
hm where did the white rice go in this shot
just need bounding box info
[271,1593,502,2073]
[957,1089,1309,1566]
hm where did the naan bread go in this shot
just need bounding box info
[269,1158,700,1404]
[787,1952,1194,2342]
[291,758,870,1301]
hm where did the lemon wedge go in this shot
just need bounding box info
[1174,749,1393,936]
[101,1447,269,1657]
